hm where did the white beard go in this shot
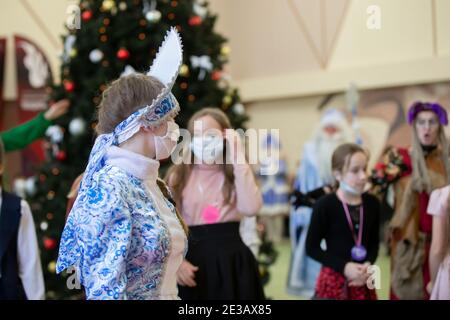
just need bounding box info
[315,133,349,185]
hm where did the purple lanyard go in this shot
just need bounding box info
[341,201,364,246]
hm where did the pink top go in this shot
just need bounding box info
[427,186,450,217]
[427,186,450,300]
[173,163,263,226]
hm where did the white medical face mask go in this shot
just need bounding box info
[153,120,180,160]
[191,135,224,164]
[339,180,363,196]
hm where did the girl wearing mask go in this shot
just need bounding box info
[56,29,187,300]
[165,108,265,300]
[306,143,380,300]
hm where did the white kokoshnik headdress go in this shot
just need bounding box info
[116,26,183,140]
[56,27,183,274]
[81,27,182,192]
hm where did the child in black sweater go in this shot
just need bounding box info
[306,143,380,300]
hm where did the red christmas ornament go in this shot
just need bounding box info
[56,150,67,161]
[188,16,202,26]
[117,48,130,60]
[82,10,93,21]
[64,80,75,92]
[43,237,57,250]
[211,70,222,81]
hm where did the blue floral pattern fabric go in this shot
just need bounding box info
[141,93,179,126]
[57,165,176,300]
[56,27,185,300]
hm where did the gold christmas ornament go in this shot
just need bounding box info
[221,45,231,57]
[70,49,77,58]
[223,95,232,106]
[48,261,56,273]
[179,64,189,77]
[102,0,116,11]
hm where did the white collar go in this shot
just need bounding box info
[106,146,160,181]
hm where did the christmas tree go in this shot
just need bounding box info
[26,0,275,299]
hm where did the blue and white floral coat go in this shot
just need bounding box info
[57,146,187,300]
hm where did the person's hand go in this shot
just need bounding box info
[224,129,245,164]
[344,262,364,280]
[348,278,367,287]
[176,259,199,287]
[44,99,70,121]
[348,262,371,287]
[344,262,367,286]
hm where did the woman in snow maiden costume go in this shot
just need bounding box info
[56,28,188,300]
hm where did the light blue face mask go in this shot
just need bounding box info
[339,180,363,196]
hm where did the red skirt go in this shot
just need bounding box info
[315,267,378,300]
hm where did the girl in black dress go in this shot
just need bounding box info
[306,143,380,300]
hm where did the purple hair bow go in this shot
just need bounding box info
[407,102,448,126]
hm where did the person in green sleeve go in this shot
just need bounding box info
[1,99,70,152]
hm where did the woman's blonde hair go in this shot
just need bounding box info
[96,73,164,135]
[165,108,236,210]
